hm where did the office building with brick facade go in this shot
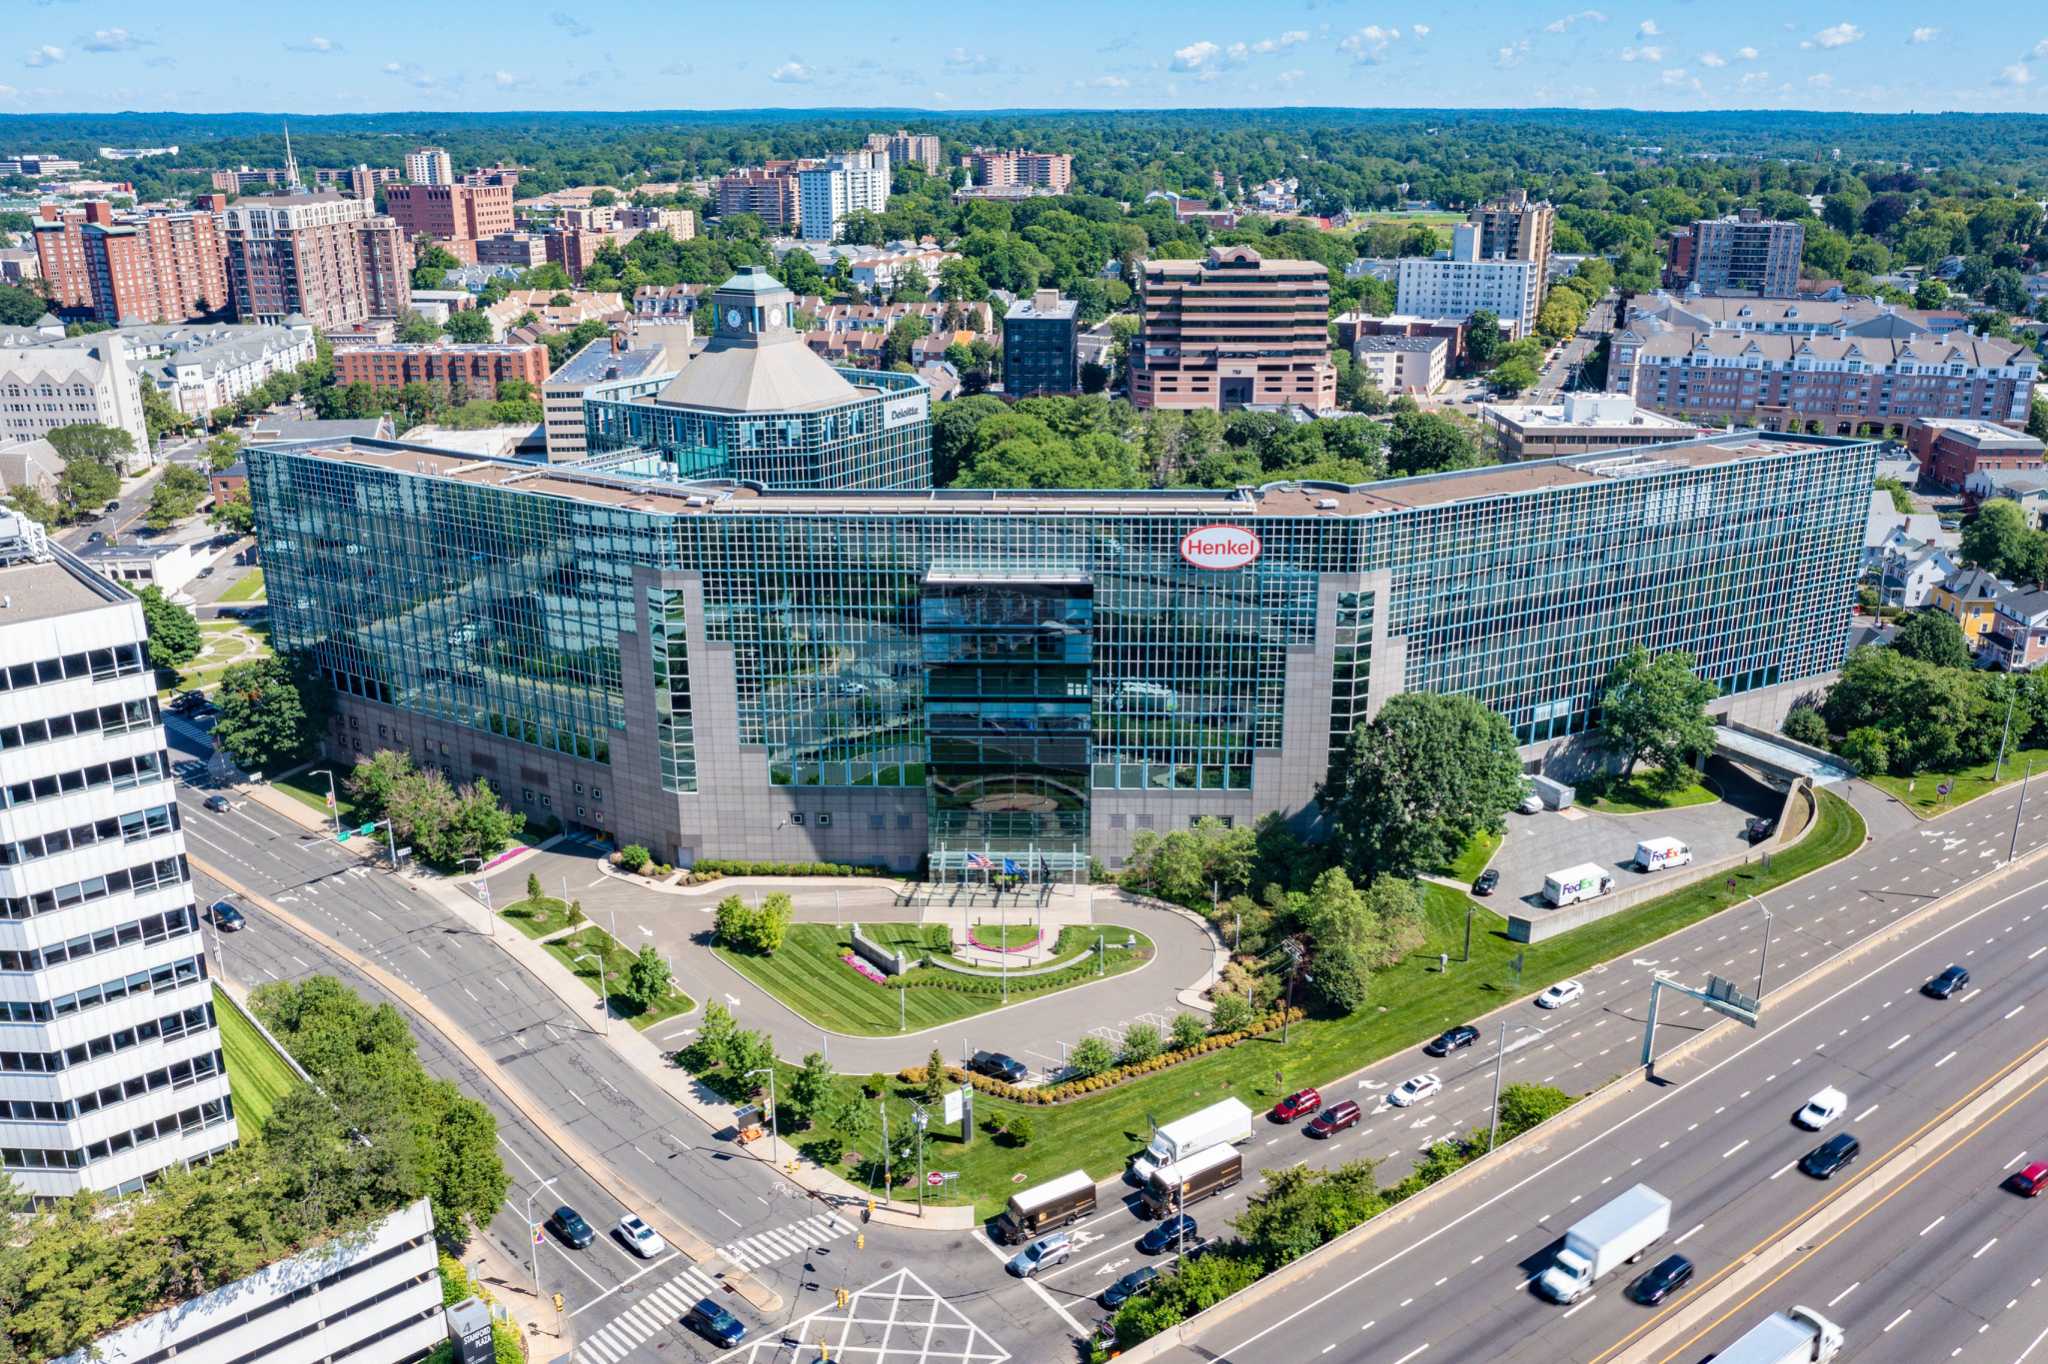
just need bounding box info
[1132,246,1337,411]
[1909,417,2048,490]
[384,183,515,245]
[866,131,942,175]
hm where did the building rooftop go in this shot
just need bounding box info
[1915,418,2045,450]
[548,339,677,387]
[1006,292,1078,322]
[0,515,128,624]
[1353,336,1445,354]
[264,430,1851,522]
[1628,329,2035,368]
[1484,396,1693,430]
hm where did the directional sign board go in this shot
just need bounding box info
[1701,974,1760,1026]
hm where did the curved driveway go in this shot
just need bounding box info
[513,866,1223,1074]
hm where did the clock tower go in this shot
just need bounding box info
[708,265,799,348]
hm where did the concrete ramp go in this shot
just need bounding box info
[1714,724,1852,787]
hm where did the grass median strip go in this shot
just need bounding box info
[545,926,695,1030]
[712,922,1151,1036]
[1865,743,2048,817]
[500,893,581,939]
[214,985,300,1133]
[773,789,1863,1217]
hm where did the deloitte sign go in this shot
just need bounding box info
[1178,524,1262,572]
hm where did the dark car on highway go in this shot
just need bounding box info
[546,1206,595,1248]
[969,1050,1028,1083]
[1306,1099,1362,1138]
[203,794,232,813]
[1425,1024,1481,1057]
[1627,1254,1695,1305]
[1138,1215,1197,1255]
[1099,1266,1160,1309]
[1472,869,1500,896]
[682,1298,745,1346]
[1923,965,1970,999]
[207,898,245,932]
[1799,1133,1861,1179]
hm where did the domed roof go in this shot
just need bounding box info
[656,267,860,413]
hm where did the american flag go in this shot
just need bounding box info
[966,852,992,870]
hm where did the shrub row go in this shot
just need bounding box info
[888,949,1142,997]
[683,859,893,883]
[898,1008,1304,1105]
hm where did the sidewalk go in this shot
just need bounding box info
[236,775,974,1232]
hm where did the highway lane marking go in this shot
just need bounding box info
[1921,1215,1946,1237]
[1937,1050,1958,1068]
[1888,1033,1912,1049]
[716,1209,741,1227]
[2008,1151,2030,1168]
[1561,1294,1596,1319]
[1974,1237,2000,1259]
[1827,1281,1859,1308]
[1389,1346,1429,1364]
[2008,1004,2029,1020]
[1769,1161,1798,1181]
[1721,1140,1749,1159]
[1855,1104,1880,1122]
[1675,1223,1704,1245]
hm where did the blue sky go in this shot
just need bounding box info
[2,0,2033,114]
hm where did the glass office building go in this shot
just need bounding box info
[247,430,1875,875]
[581,266,932,490]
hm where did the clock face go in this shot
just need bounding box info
[764,308,782,329]
[725,307,743,327]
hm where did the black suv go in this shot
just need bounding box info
[1923,965,1970,999]
[1627,1254,1695,1305]
[1425,1025,1481,1057]
[1800,1133,1861,1179]
[1746,816,1777,843]
[970,1050,1028,1083]
[546,1206,595,1248]
[683,1298,746,1346]
[1472,869,1500,896]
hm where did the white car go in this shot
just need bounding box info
[1795,1086,1848,1131]
[617,1214,667,1258]
[1388,1073,1442,1107]
[1536,979,1584,1009]
[1518,793,1543,815]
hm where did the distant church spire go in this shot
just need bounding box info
[282,120,301,190]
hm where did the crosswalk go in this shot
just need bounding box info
[573,1211,858,1364]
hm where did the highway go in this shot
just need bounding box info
[1135,775,2048,1364]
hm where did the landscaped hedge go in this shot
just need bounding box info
[887,945,1148,997]
[899,1007,1305,1105]
[684,859,893,882]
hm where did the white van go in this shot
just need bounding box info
[1634,837,1693,872]
[1544,863,1615,907]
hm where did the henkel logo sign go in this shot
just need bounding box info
[1179,524,1262,572]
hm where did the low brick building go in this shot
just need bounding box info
[333,342,549,394]
[1908,417,2048,491]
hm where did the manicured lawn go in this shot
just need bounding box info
[1444,828,1504,883]
[1864,743,2048,817]
[215,986,300,1134]
[1583,771,1720,814]
[219,568,266,603]
[271,769,362,825]
[713,922,1151,1036]
[545,926,695,1030]
[964,920,1041,950]
[781,790,1864,1216]
[500,894,581,939]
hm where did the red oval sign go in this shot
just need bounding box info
[1179,524,1262,571]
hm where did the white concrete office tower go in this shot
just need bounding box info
[0,512,232,1200]
[798,149,891,242]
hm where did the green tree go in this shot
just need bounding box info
[46,423,136,472]
[1961,499,2041,581]
[202,430,244,472]
[1494,1083,1574,1143]
[786,1051,835,1128]
[880,315,930,369]
[444,309,494,343]
[1597,646,1720,782]
[1118,1021,1162,1065]
[1464,310,1503,367]
[411,243,460,291]
[623,945,673,1012]
[140,382,192,444]
[726,1030,777,1095]
[1234,1159,1385,1270]
[136,585,200,671]
[5,483,61,528]
[396,311,443,344]
[212,657,325,773]
[1838,724,1893,776]
[207,489,255,536]
[690,1000,738,1070]
[347,749,417,818]
[0,283,47,326]
[1320,692,1526,879]
[1892,609,1974,669]
[1066,1036,1114,1078]
[1387,410,1483,477]
[1169,1012,1207,1052]
[54,452,120,521]
[1783,705,1830,747]
[889,262,930,302]
[1490,356,1539,395]
[921,1046,949,1106]
[1914,278,1950,310]
[1211,991,1254,1033]
[145,463,208,529]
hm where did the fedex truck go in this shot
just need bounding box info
[1544,863,1616,907]
[1634,837,1693,872]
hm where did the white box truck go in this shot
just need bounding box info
[1634,836,1693,872]
[1543,863,1616,908]
[1536,1183,1670,1304]
[1710,1305,1844,1363]
[1129,1098,1253,1184]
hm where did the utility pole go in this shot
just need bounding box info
[2013,760,2035,863]
[1752,897,1774,1001]
[879,1101,891,1203]
[1996,686,2017,783]
[524,1176,557,1320]
[575,952,608,1035]
[911,1104,929,1218]
[308,767,340,840]
[1462,902,1475,964]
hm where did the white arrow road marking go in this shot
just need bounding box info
[1097,1258,1130,1277]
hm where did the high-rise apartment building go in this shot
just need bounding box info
[1003,288,1079,396]
[1395,224,1543,338]
[1131,245,1337,411]
[798,152,891,242]
[713,165,810,230]
[402,146,453,186]
[336,164,402,201]
[222,194,412,329]
[0,513,233,1201]
[384,183,516,244]
[32,203,230,325]
[866,131,941,175]
[1687,210,1806,295]
[959,148,1073,194]
[1468,188,1555,297]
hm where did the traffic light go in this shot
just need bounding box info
[834,1287,849,1310]
[552,1293,564,1314]
[855,1233,865,1252]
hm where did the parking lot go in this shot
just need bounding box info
[1479,760,1782,911]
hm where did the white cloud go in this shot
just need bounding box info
[1169,40,1221,71]
[1340,24,1403,63]
[1661,67,1702,91]
[1249,30,1309,54]
[1910,27,1939,44]
[1544,10,1608,33]
[1807,71,1834,88]
[1735,46,1759,60]
[1738,69,1771,86]
[284,35,341,53]
[0,84,15,98]
[944,47,1001,72]
[1276,68,1306,86]
[2033,38,2048,59]
[1812,23,1862,48]
[81,27,145,52]
[1087,74,1128,88]
[1637,18,1661,37]
[1411,24,1430,38]
[1497,39,1531,68]
[23,45,63,67]
[1699,51,1726,67]
[1620,44,1663,62]
[492,69,521,87]
[2001,62,2032,87]
[769,60,812,83]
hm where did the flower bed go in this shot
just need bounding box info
[841,952,891,986]
[965,925,1043,954]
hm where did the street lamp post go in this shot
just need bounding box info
[574,952,608,1035]
[911,1105,929,1218]
[308,767,340,840]
[1752,897,1774,1001]
[525,1176,557,1317]
[1487,1022,1545,1152]
[459,856,494,938]
[2013,760,2035,864]
[748,1066,778,1151]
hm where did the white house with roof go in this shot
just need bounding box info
[1872,536,1959,608]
